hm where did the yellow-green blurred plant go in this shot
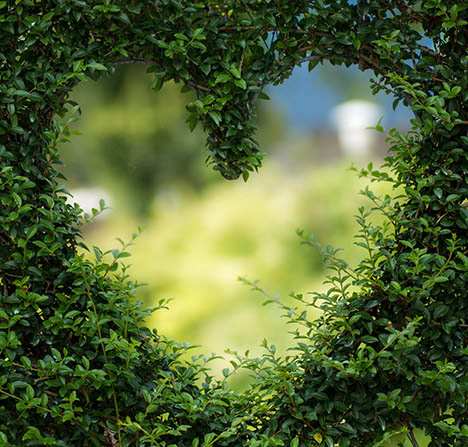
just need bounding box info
[61,65,286,216]
[84,161,391,364]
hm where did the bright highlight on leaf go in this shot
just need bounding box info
[313,433,323,443]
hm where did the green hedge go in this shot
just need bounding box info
[0,1,467,446]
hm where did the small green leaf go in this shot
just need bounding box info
[26,225,37,240]
[434,276,449,283]
[446,194,459,202]
[215,73,231,84]
[21,356,32,369]
[26,384,34,400]
[209,111,222,126]
[119,12,130,24]
[232,417,243,427]
[192,28,206,40]
[387,333,397,345]
[229,66,241,78]
[82,356,90,369]
[142,389,151,403]
[235,79,247,89]
[175,33,188,41]
[87,62,107,71]
[200,64,211,75]
[204,433,216,445]
[191,41,207,51]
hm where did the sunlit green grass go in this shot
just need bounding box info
[83,160,390,365]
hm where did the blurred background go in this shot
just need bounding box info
[59,63,412,390]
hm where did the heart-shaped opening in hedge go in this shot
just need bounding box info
[1,2,467,447]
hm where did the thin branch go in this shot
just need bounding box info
[185,79,210,92]
[113,58,156,66]
[295,55,347,66]
[218,25,258,32]
[418,45,437,57]
[407,428,420,447]
[112,59,211,96]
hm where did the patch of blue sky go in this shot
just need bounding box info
[266,62,413,133]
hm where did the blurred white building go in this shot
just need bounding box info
[331,100,382,158]
[68,187,112,220]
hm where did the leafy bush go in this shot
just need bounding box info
[0,1,467,447]
[85,162,390,368]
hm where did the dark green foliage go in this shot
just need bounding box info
[0,1,467,446]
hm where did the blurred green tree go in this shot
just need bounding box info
[61,65,285,216]
[61,65,211,216]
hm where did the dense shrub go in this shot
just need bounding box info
[0,1,467,446]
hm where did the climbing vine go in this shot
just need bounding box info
[0,1,467,446]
